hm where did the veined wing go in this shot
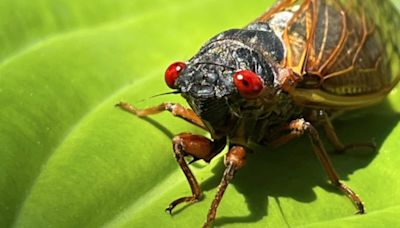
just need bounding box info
[256,0,400,109]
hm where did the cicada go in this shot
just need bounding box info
[117,0,400,227]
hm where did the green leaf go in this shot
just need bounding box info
[1,0,400,227]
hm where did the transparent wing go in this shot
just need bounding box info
[256,0,400,109]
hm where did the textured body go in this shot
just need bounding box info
[181,26,303,145]
[118,1,400,226]
[177,0,400,146]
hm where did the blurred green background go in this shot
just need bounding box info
[1,0,400,227]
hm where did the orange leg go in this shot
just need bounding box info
[203,146,247,228]
[116,102,206,129]
[288,118,364,214]
[267,117,365,213]
[116,102,229,214]
[166,133,226,213]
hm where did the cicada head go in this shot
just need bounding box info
[165,28,284,139]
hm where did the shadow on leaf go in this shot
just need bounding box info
[199,101,400,227]
[138,99,399,226]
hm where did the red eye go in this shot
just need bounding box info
[233,70,264,98]
[165,61,186,89]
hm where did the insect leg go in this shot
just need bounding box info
[116,102,206,129]
[319,111,376,153]
[166,133,226,213]
[203,146,246,228]
[289,118,365,214]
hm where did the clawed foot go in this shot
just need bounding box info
[165,196,201,215]
[355,209,365,215]
[165,204,175,215]
[354,200,365,214]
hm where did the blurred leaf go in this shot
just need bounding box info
[1,0,399,227]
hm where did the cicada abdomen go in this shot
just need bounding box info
[256,0,400,109]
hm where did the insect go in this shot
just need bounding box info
[117,0,400,227]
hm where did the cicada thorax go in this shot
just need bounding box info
[254,0,400,109]
[177,26,295,142]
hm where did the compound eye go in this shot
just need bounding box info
[165,61,186,89]
[233,69,264,99]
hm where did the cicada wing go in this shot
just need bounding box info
[258,0,400,109]
[316,0,400,96]
[255,0,300,22]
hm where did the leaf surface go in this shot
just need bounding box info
[1,0,400,227]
